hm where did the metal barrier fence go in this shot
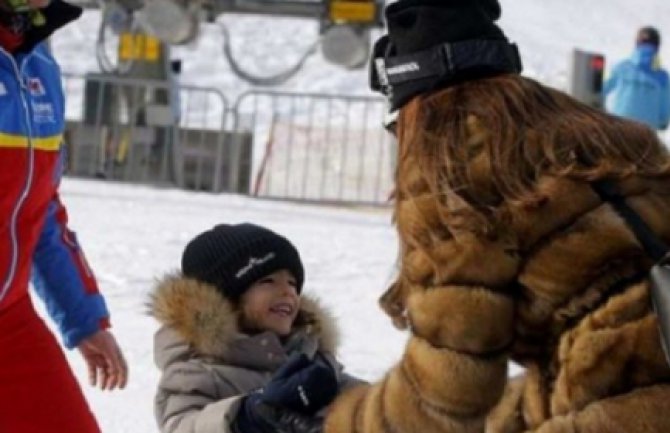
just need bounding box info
[234,90,395,205]
[62,73,395,205]
[61,73,252,193]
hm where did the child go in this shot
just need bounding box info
[150,223,361,433]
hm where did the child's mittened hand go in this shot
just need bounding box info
[261,353,339,415]
[234,395,323,433]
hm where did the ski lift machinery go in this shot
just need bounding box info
[70,0,384,83]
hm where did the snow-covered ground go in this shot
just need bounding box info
[32,1,670,431]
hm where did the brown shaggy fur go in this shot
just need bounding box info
[324,75,670,433]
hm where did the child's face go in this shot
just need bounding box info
[239,269,300,336]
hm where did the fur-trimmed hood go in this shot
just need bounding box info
[148,273,340,370]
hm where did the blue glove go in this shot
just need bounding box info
[261,353,338,415]
[233,395,323,433]
[233,354,338,433]
[234,395,277,433]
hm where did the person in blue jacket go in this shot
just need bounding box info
[0,1,128,432]
[604,26,670,130]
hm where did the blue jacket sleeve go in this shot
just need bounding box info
[603,63,622,96]
[659,71,670,130]
[31,185,110,349]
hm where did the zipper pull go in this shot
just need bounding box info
[19,75,27,90]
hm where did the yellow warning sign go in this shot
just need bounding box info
[118,33,137,61]
[119,33,162,62]
[329,1,377,23]
[145,37,161,62]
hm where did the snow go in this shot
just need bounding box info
[32,0,670,431]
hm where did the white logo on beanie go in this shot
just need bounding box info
[386,62,420,76]
[235,252,276,278]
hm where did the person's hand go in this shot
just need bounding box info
[233,354,338,433]
[77,329,128,391]
[261,353,338,415]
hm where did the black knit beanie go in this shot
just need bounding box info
[372,0,520,111]
[385,0,505,53]
[181,223,304,299]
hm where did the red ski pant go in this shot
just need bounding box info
[0,295,101,433]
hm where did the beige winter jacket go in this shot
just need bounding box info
[150,274,358,433]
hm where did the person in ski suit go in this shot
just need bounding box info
[150,223,362,433]
[604,26,670,130]
[0,1,128,432]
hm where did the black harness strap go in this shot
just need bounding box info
[592,180,669,261]
[592,180,670,366]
